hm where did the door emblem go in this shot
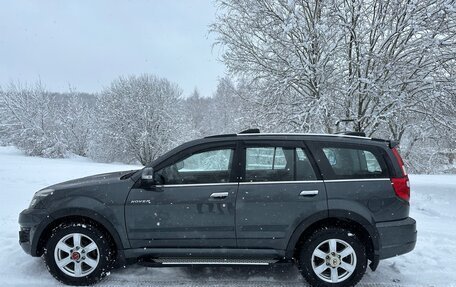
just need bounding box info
[130,199,151,204]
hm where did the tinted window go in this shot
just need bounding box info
[245,147,316,182]
[321,146,387,179]
[156,149,233,184]
[246,147,287,170]
[295,148,317,181]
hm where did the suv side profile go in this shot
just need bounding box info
[19,130,417,286]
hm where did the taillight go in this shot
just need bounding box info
[392,147,407,176]
[390,147,410,201]
[391,177,410,201]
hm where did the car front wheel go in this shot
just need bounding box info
[298,227,367,287]
[44,222,113,286]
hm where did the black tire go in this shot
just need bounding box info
[298,227,367,287]
[44,222,114,286]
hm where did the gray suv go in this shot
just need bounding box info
[19,130,417,286]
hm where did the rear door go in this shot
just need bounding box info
[235,140,327,250]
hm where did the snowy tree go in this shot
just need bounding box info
[211,0,343,133]
[90,74,187,165]
[212,0,455,133]
[212,0,456,171]
[183,88,212,138]
[59,91,95,156]
[206,77,249,135]
[0,82,96,157]
[0,82,67,157]
[332,0,456,135]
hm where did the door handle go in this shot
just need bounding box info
[210,192,229,199]
[299,190,319,196]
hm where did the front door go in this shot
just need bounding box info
[235,141,327,250]
[126,144,238,248]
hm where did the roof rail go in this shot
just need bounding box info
[204,133,237,139]
[343,131,366,137]
[239,128,260,134]
[204,128,260,138]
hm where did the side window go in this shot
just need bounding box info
[245,147,316,182]
[156,148,233,184]
[321,146,387,179]
[364,150,382,173]
[295,148,317,181]
[246,147,286,170]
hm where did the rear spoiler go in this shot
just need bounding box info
[339,131,399,148]
[371,138,399,149]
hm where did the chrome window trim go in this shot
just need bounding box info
[155,182,238,188]
[324,178,390,183]
[154,178,390,187]
[240,180,322,185]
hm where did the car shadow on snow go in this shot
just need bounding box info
[104,263,407,286]
[105,263,307,286]
[181,264,304,282]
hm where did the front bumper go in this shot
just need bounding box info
[18,208,51,256]
[377,217,417,259]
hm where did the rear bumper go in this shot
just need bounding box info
[18,208,51,256]
[377,217,417,259]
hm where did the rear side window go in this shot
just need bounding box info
[245,147,316,182]
[320,145,388,179]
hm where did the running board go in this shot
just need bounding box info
[138,257,279,267]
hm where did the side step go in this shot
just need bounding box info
[138,257,279,267]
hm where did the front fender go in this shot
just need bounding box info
[48,206,128,249]
[30,196,130,256]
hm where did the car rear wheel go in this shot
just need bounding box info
[44,222,113,286]
[298,227,367,287]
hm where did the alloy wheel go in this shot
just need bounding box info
[311,238,357,283]
[53,233,100,277]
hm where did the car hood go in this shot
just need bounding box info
[47,170,139,190]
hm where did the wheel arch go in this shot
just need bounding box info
[286,210,380,270]
[33,208,125,257]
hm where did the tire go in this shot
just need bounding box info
[44,222,114,286]
[298,227,367,287]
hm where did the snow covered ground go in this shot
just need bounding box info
[0,146,455,286]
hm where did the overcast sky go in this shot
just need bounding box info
[0,0,226,97]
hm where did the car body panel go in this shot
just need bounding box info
[236,181,327,250]
[125,183,238,248]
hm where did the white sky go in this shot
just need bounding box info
[0,0,226,97]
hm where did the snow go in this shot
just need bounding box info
[0,146,455,286]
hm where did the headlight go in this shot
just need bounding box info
[29,188,54,208]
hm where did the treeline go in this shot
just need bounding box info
[0,74,454,174]
[0,76,246,165]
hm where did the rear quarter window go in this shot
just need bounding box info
[312,143,389,180]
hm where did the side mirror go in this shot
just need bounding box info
[141,167,155,181]
[141,167,164,187]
